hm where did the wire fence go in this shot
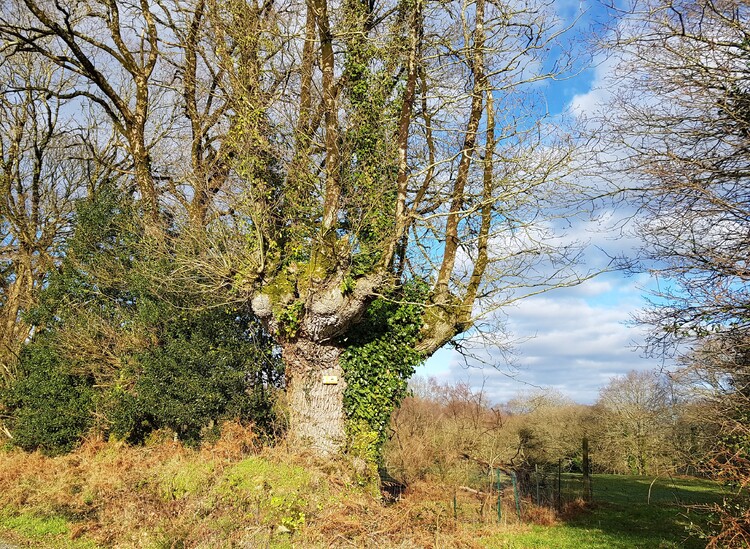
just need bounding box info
[520,461,593,510]
[444,459,593,525]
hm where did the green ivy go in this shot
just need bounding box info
[338,1,401,271]
[278,301,304,339]
[340,280,427,463]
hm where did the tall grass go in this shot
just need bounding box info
[0,387,730,548]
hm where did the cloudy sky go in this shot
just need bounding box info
[420,269,659,405]
[420,2,667,405]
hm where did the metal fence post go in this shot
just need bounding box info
[496,469,502,523]
[511,470,521,520]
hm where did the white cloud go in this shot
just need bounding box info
[568,54,618,118]
[420,271,661,405]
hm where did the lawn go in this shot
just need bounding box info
[481,474,730,548]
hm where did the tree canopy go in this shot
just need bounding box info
[595,0,750,543]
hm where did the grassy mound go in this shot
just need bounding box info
[0,423,503,548]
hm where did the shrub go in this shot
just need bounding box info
[2,187,284,453]
[3,338,94,455]
[107,308,283,445]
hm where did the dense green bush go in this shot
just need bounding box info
[107,308,282,445]
[4,338,94,455]
[2,187,284,453]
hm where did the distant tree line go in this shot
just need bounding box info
[390,373,710,483]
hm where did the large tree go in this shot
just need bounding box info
[594,370,673,475]
[2,0,589,455]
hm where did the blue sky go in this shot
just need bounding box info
[419,1,666,405]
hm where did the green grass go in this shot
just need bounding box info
[0,454,730,549]
[593,474,726,506]
[158,456,215,500]
[481,474,728,549]
[0,511,99,548]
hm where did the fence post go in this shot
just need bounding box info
[583,436,592,502]
[496,469,502,523]
[510,470,521,520]
[557,459,562,512]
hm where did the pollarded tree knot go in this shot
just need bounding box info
[250,293,273,319]
[250,293,281,334]
[301,273,382,341]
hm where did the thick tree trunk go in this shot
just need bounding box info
[283,339,346,455]
[252,274,380,455]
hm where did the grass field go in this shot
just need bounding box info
[481,475,729,548]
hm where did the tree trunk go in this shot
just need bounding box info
[252,274,380,455]
[283,339,346,455]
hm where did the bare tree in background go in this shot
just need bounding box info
[0,55,88,388]
[671,336,750,547]
[0,0,245,230]
[595,370,672,475]
[598,0,750,349]
[596,0,750,543]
